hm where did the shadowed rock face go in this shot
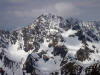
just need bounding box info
[76,46,94,61]
[86,30,99,41]
[53,45,68,58]
[85,63,100,75]
[0,68,5,75]
[75,30,85,41]
[23,54,39,74]
[3,56,15,68]
[61,62,83,75]
[60,60,100,75]
[23,55,34,73]
[0,30,10,48]
[10,31,18,44]
[43,55,49,62]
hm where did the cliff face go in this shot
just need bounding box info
[0,14,100,75]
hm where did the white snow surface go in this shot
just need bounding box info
[37,56,62,75]
[61,29,77,38]
[7,41,28,63]
[61,29,82,56]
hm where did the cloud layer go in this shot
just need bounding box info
[0,0,100,25]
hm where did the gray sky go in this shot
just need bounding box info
[0,0,100,26]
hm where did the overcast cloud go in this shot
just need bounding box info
[0,0,100,26]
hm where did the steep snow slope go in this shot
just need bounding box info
[0,14,100,75]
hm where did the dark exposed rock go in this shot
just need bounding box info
[0,51,4,60]
[33,42,40,52]
[72,24,80,30]
[85,63,100,75]
[69,34,75,37]
[10,31,18,44]
[22,27,40,52]
[59,18,80,31]
[0,30,10,39]
[3,56,15,68]
[76,46,94,61]
[50,72,59,75]
[0,30,10,48]
[59,19,71,31]
[86,37,93,42]
[43,55,49,62]
[23,54,39,74]
[61,62,83,75]
[53,45,68,58]
[0,68,5,75]
[86,30,99,41]
[75,30,85,41]
[37,50,47,58]
[48,34,63,48]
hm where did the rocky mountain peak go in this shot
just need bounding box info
[0,14,100,75]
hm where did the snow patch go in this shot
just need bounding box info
[6,41,32,64]
[61,29,77,38]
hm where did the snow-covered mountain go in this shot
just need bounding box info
[0,13,100,75]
